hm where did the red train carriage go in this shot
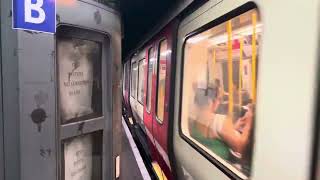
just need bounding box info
[123,21,178,180]
[123,0,320,180]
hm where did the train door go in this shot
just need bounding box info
[143,45,157,158]
[124,61,131,110]
[174,1,261,179]
[130,58,138,121]
[151,31,174,179]
[123,61,132,119]
[130,51,146,128]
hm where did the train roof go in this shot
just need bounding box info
[124,0,199,62]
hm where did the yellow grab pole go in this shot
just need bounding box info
[212,49,216,80]
[239,37,243,106]
[251,12,257,103]
[227,20,233,116]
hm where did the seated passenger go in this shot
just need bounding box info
[190,84,254,162]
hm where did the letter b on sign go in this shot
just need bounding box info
[25,0,46,24]
[13,0,56,33]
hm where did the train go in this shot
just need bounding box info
[122,0,320,180]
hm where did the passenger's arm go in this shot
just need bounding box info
[219,108,253,154]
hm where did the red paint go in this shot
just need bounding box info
[125,22,176,180]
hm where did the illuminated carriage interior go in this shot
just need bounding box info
[180,9,261,178]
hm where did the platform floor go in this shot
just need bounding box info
[120,118,151,180]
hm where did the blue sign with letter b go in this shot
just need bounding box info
[13,0,56,33]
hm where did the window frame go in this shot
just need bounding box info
[56,26,104,125]
[146,47,154,113]
[311,70,320,179]
[155,38,168,124]
[178,2,259,180]
[123,63,126,94]
[56,25,110,180]
[130,61,137,99]
[137,58,145,104]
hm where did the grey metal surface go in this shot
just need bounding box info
[1,0,20,179]
[55,27,111,180]
[18,31,56,180]
[60,118,105,140]
[0,0,121,180]
[56,1,122,180]
[0,2,3,180]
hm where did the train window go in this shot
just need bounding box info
[180,9,261,178]
[146,47,154,112]
[57,36,102,124]
[138,59,145,103]
[131,62,138,99]
[156,39,168,123]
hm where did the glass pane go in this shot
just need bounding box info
[63,131,102,180]
[123,64,126,93]
[156,39,168,122]
[131,62,138,99]
[181,9,261,179]
[57,37,102,124]
[147,48,154,112]
[138,59,145,103]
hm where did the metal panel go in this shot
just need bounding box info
[18,31,56,180]
[0,2,3,180]
[0,1,121,180]
[60,119,104,140]
[1,0,20,179]
[56,1,122,180]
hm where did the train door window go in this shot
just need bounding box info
[156,39,168,123]
[180,8,261,179]
[146,47,154,112]
[131,62,138,99]
[57,35,102,124]
[138,59,145,103]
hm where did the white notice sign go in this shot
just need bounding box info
[58,38,100,122]
[64,134,93,180]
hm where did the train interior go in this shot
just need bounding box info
[180,9,261,178]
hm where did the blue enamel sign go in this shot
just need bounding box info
[13,0,56,33]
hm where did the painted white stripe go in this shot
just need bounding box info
[122,118,151,180]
